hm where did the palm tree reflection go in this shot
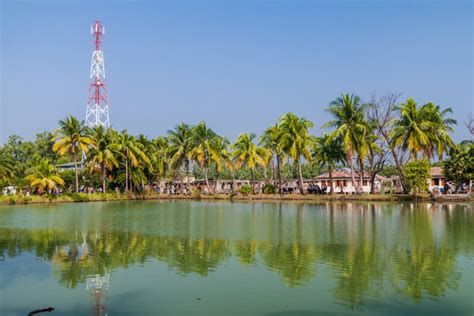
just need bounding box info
[0,202,472,310]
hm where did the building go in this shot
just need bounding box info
[308,167,385,194]
[429,167,446,192]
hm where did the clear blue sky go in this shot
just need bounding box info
[1,0,472,143]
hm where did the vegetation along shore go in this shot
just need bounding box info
[1,92,473,202]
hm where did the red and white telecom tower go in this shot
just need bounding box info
[85,21,110,128]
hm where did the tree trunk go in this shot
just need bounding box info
[185,160,190,195]
[348,150,357,194]
[389,148,408,193]
[250,169,255,195]
[297,159,305,195]
[370,174,376,194]
[329,165,334,195]
[73,152,79,193]
[125,158,129,192]
[204,167,213,194]
[359,158,364,194]
[101,164,106,193]
[276,154,282,194]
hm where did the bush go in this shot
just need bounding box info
[238,184,252,195]
[404,159,430,194]
[191,188,201,200]
[263,184,277,194]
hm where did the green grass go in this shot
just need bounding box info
[0,192,471,206]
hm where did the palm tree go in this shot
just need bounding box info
[421,102,456,159]
[136,134,156,187]
[260,124,284,193]
[188,122,219,194]
[25,159,64,194]
[52,116,94,192]
[324,94,368,193]
[212,136,231,173]
[168,123,192,183]
[152,136,169,182]
[312,134,346,195]
[116,130,149,192]
[0,148,14,184]
[278,113,314,194]
[87,126,119,193]
[232,133,268,194]
[391,99,432,160]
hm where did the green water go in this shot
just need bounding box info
[0,201,473,315]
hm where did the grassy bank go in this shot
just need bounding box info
[1,192,472,206]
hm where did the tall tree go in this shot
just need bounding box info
[391,99,456,161]
[260,124,284,193]
[278,113,314,194]
[188,122,219,194]
[232,133,268,194]
[311,134,346,195]
[366,92,407,193]
[52,116,94,192]
[324,94,367,193]
[167,123,192,183]
[87,126,119,193]
[212,136,233,191]
[0,148,15,185]
[152,136,169,182]
[116,130,149,192]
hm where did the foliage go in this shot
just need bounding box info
[53,115,94,192]
[238,184,252,195]
[0,95,461,197]
[263,183,277,194]
[233,133,268,194]
[391,99,456,160]
[403,159,430,194]
[278,112,314,193]
[24,159,65,194]
[443,144,474,190]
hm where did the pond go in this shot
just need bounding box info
[0,201,473,315]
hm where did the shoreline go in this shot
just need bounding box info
[1,192,472,206]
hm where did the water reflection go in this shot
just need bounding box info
[0,201,472,310]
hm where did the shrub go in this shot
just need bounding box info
[191,188,201,200]
[263,184,277,194]
[238,184,252,195]
[404,159,430,194]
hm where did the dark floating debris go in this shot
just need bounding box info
[28,306,55,315]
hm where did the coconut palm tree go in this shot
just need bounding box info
[391,99,457,161]
[152,136,169,182]
[136,134,157,187]
[188,122,219,194]
[260,124,285,193]
[232,133,268,194]
[212,136,232,192]
[52,116,94,192]
[0,148,14,184]
[324,94,368,192]
[25,159,64,194]
[390,99,432,160]
[168,123,192,183]
[421,102,456,159]
[312,134,346,195]
[116,130,149,192]
[278,113,314,194]
[87,126,119,193]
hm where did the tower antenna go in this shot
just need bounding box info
[85,21,110,128]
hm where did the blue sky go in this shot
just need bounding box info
[1,0,472,143]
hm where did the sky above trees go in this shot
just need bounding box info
[1,0,472,143]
